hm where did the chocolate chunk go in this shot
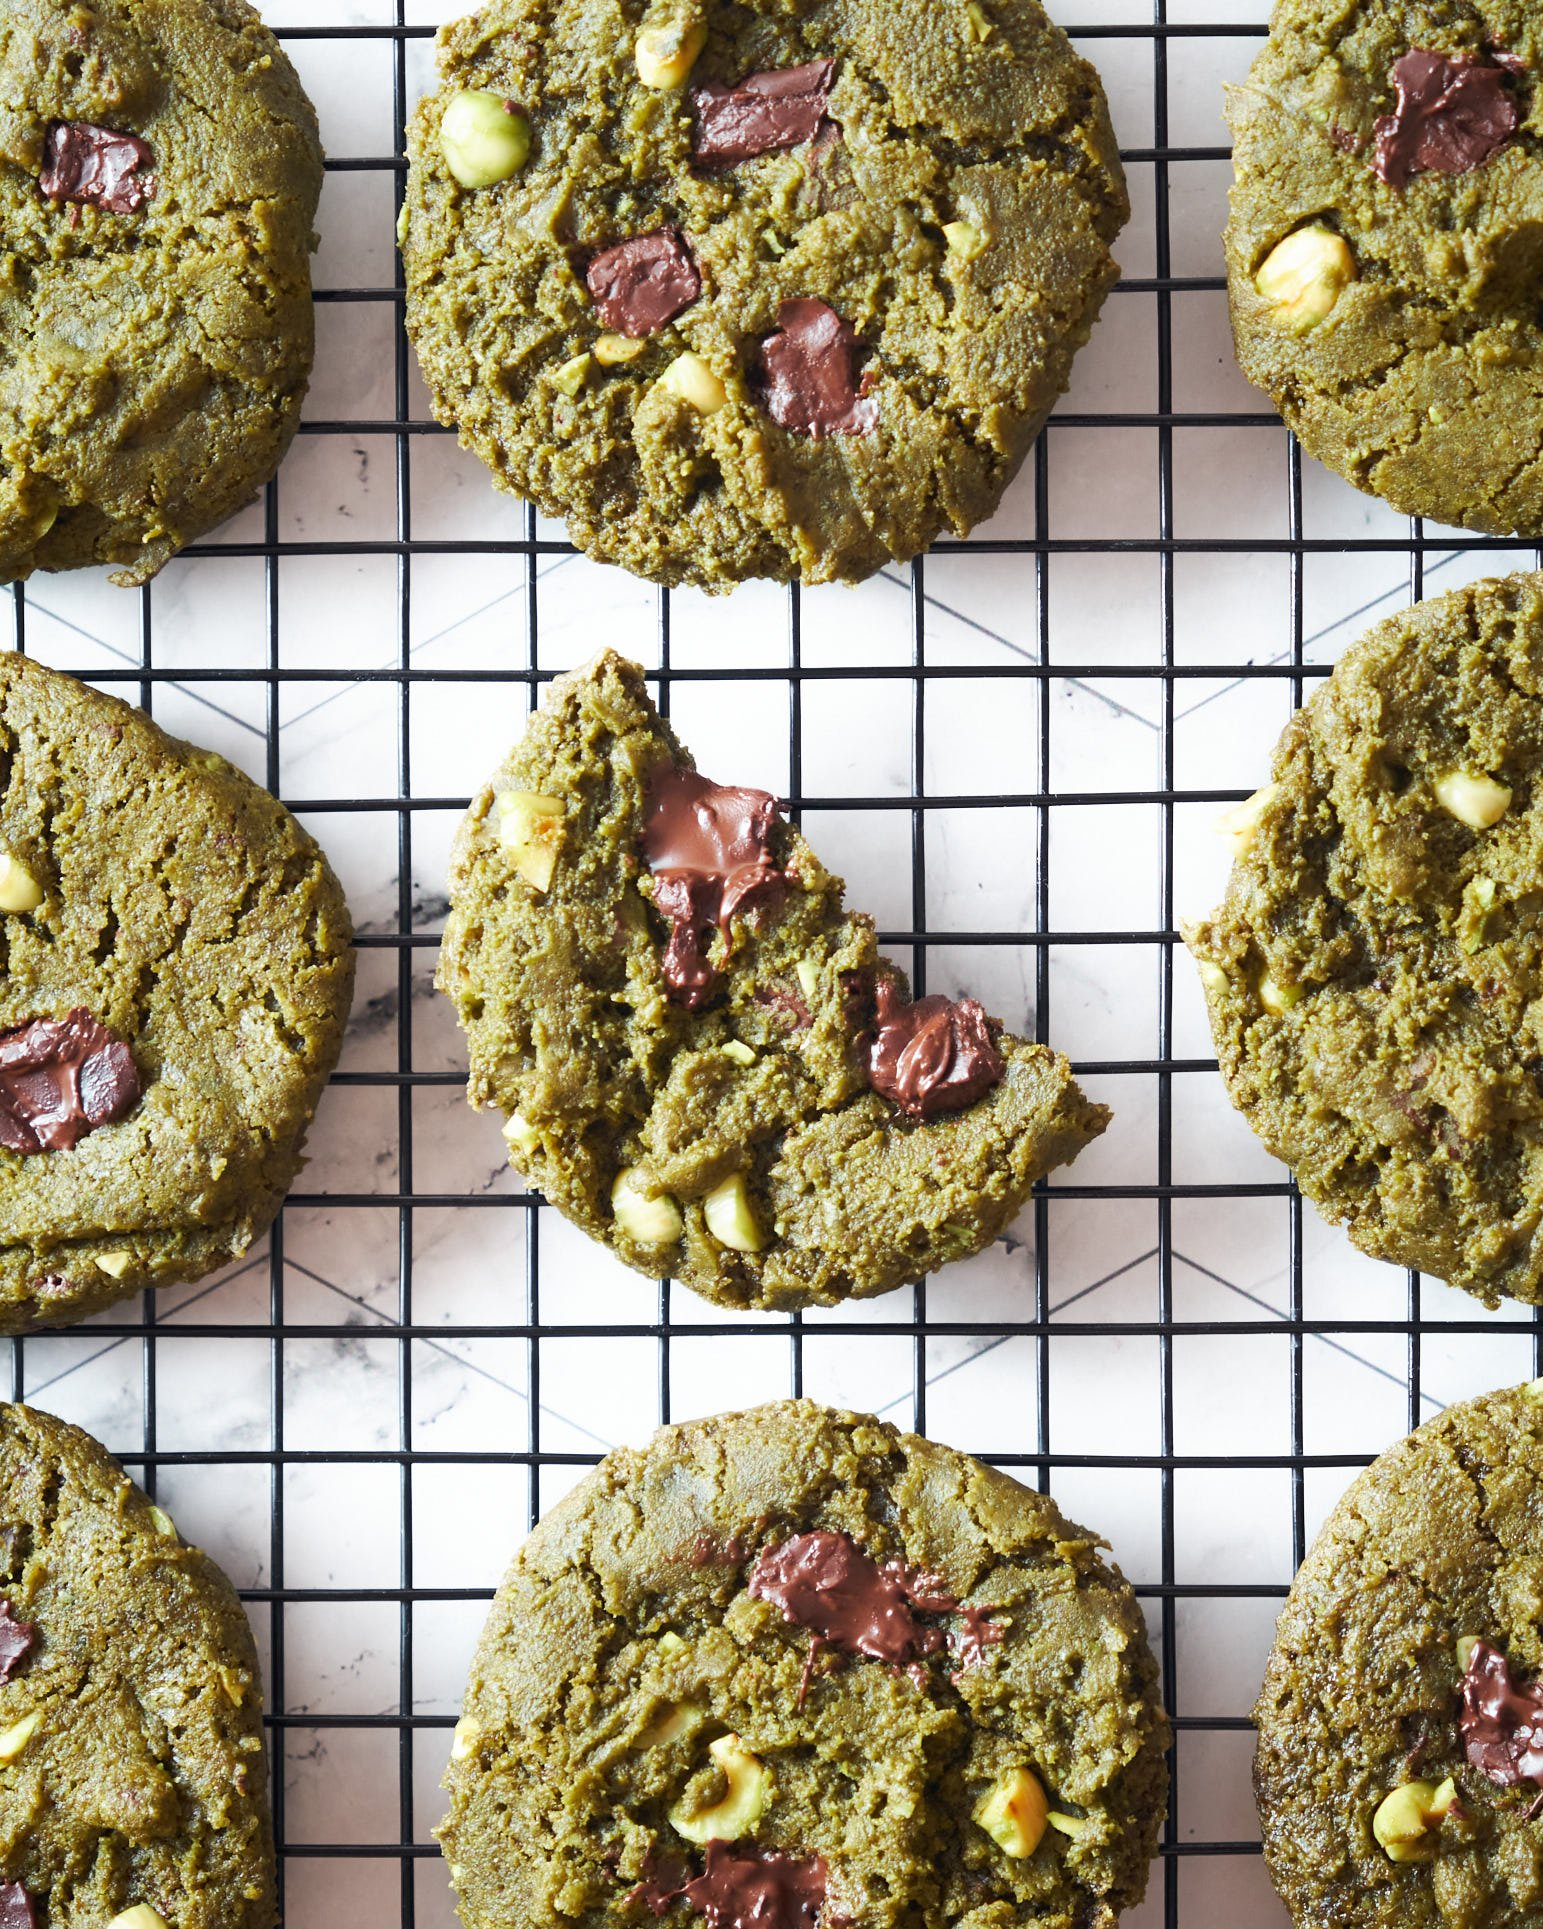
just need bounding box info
[691,60,835,164]
[864,978,1006,1121]
[0,1886,35,1929]
[1372,49,1520,189]
[632,1843,832,1929]
[586,227,701,338]
[1459,1639,1543,1786]
[39,120,155,214]
[641,768,789,1008]
[0,1010,143,1154]
[757,298,877,439]
[0,1601,34,1684]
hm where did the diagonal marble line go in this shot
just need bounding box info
[1173,1248,1445,1413]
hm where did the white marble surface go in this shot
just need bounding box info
[5,3,1543,1925]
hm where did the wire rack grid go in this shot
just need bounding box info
[7,2,1543,1926]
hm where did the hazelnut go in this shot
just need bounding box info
[1197,959,1230,996]
[1459,875,1499,954]
[450,1714,481,1764]
[613,1167,685,1246]
[1455,1634,1482,1671]
[974,1766,1049,1858]
[1215,781,1279,854]
[0,1710,40,1762]
[595,332,648,366]
[1254,223,1357,331]
[635,15,707,89]
[552,352,593,398]
[440,90,532,190]
[641,1699,701,1746]
[795,958,820,1004]
[658,351,728,415]
[942,219,988,262]
[1047,1809,1087,1838]
[496,790,566,892]
[1258,972,1304,1016]
[703,1171,765,1253]
[1433,769,1511,831]
[0,855,43,915]
[964,1,995,40]
[148,1505,177,1538]
[670,1732,771,1844]
[1371,1777,1456,1864]
[94,1250,134,1279]
[107,1912,171,1929]
[658,1631,687,1655]
[720,1039,755,1066]
[503,1112,539,1162]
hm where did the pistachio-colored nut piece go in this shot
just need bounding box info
[1433,769,1512,831]
[720,1039,755,1066]
[503,1112,539,1161]
[658,1630,687,1655]
[703,1171,765,1253]
[964,0,995,39]
[450,1714,481,1763]
[1255,223,1357,332]
[0,1710,41,1762]
[1459,875,1499,955]
[147,1505,177,1538]
[974,1766,1049,1858]
[0,854,43,915]
[553,352,593,399]
[1046,1809,1087,1838]
[613,1167,685,1246]
[1216,781,1279,854]
[595,332,649,367]
[1258,972,1303,1016]
[670,1732,771,1844]
[497,790,566,892]
[94,1249,134,1279]
[1455,1632,1482,1670]
[107,1911,171,1929]
[1371,1778,1456,1864]
[943,219,988,262]
[635,16,707,89]
[659,351,728,415]
[440,90,533,189]
[642,1699,700,1747]
[1197,959,1229,996]
[795,958,820,1003]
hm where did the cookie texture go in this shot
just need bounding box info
[436,651,1107,1312]
[402,0,1127,589]
[1188,573,1543,1307]
[0,651,355,1332]
[1254,1380,1543,1927]
[0,0,324,585]
[0,1401,274,1928]
[440,1400,1169,1929]
[1226,0,1542,535]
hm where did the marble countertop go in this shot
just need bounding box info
[5,3,1541,1925]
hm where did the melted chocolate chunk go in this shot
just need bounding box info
[864,978,1005,1121]
[641,768,789,1008]
[39,120,155,213]
[633,1844,832,1929]
[0,1010,142,1154]
[0,1885,34,1929]
[0,1602,33,1685]
[691,60,835,164]
[586,228,701,338]
[757,298,877,439]
[1372,49,1520,188]
[1459,1640,1543,1786]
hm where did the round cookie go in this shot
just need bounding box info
[1226,0,1543,535]
[0,1400,274,1928]
[1188,572,1543,1307]
[402,0,1127,589]
[0,0,324,586]
[439,1400,1169,1929]
[436,651,1108,1312]
[1254,1380,1543,1927]
[0,651,355,1332]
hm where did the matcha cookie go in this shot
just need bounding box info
[437,651,1107,1312]
[1226,1,1543,535]
[1188,573,1543,1308]
[0,651,355,1332]
[0,1400,274,1929]
[401,0,1127,589]
[440,1400,1169,1929]
[1254,1379,1543,1927]
[0,0,324,586]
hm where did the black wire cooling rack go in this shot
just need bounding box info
[8,5,1543,1926]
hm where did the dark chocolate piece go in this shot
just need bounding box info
[0,1601,34,1684]
[586,228,701,338]
[0,1885,35,1929]
[0,1010,143,1154]
[632,1843,832,1929]
[39,120,155,214]
[640,768,788,1009]
[758,298,877,439]
[1459,1639,1543,1786]
[1372,49,1519,189]
[865,978,1005,1120]
[691,60,835,164]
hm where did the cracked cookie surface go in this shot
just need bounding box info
[401,0,1127,588]
[1255,1381,1543,1927]
[0,0,323,585]
[0,1400,274,1929]
[1187,573,1543,1308]
[436,651,1107,1312]
[0,651,355,1333]
[1226,0,1543,535]
[439,1400,1168,1929]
